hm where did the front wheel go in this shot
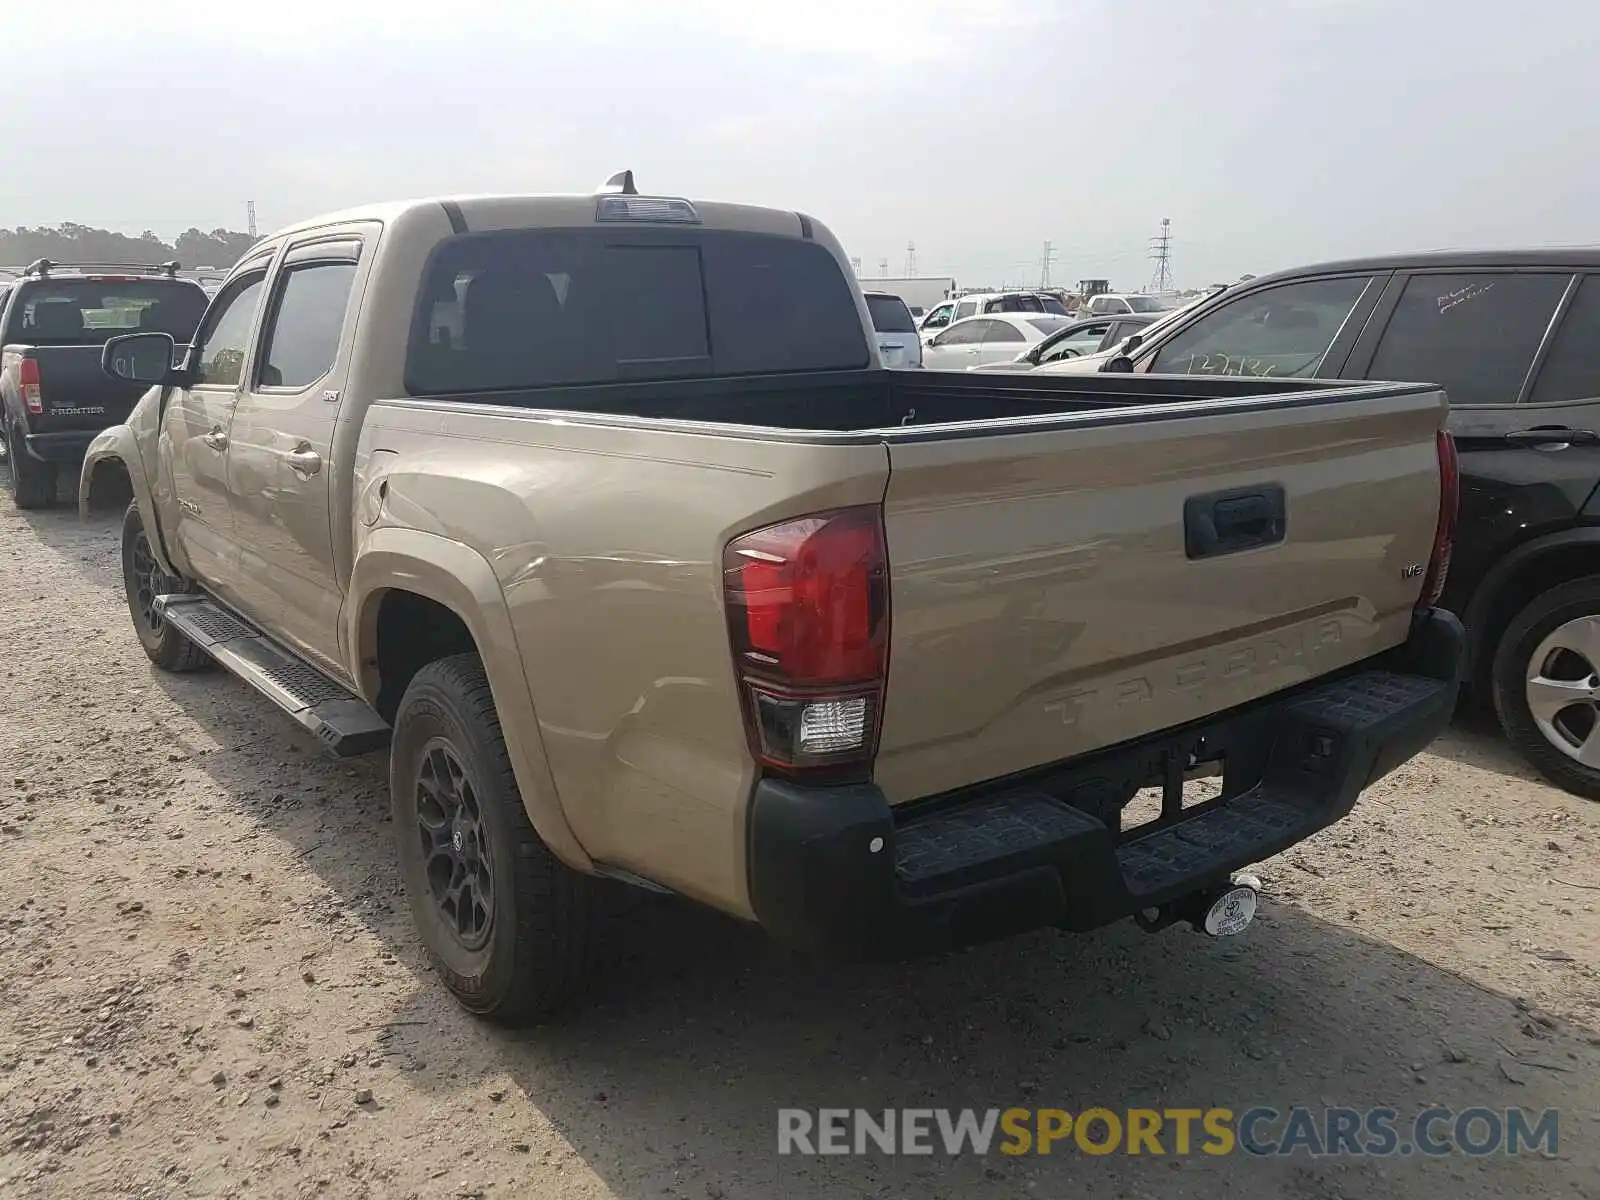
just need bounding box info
[391,653,598,1022]
[121,503,208,672]
[1492,576,1600,801]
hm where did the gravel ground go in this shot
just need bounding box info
[0,487,1597,1199]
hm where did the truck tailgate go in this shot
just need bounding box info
[25,346,147,433]
[874,383,1447,804]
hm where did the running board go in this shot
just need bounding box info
[153,594,391,757]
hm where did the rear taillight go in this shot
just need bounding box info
[723,506,889,780]
[1419,428,1458,608]
[18,357,41,415]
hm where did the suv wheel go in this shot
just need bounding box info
[1493,576,1600,801]
[6,423,56,509]
[391,653,598,1022]
[121,503,208,672]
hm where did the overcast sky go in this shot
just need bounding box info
[5,0,1597,289]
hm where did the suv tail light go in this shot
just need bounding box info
[18,357,41,415]
[723,506,889,781]
[1419,428,1458,608]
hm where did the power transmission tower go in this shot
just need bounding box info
[246,200,258,239]
[1147,217,1173,293]
[878,258,889,278]
[1039,240,1057,289]
[905,241,917,276]
[849,256,862,274]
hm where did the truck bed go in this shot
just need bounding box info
[401,368,1380,433]
[363,369,1446,831]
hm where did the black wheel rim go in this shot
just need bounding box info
[415,739,495,951]
[130,532,165,634]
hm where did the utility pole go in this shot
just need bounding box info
[1147,217,1173,293]
[246,200,258,239]
[1039,240,1057,289]
[905,241,917,276]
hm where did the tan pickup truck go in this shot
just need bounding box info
[81,174,1464,1022]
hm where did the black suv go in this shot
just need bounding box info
[0,260,207,507]
[1082,250,1600,800]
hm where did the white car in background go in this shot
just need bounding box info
[862,291,923,368]
[1036,288,1227,374]
[922,313,1071,371]
[1084,293,1180,316]
[918,291,1063,339]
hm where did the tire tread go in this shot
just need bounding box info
[397,653,597,1022]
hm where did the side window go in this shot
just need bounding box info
[936,321,982,346]
[1151,276,1374,378]
[954,300,977,321]
[1367,273,1568,406]
[1530,276,1600,405]
[923,304,952,330]
[983,320,1026,344]
[258,262,358,389]
[193,276,267,387]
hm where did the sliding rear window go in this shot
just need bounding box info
[406,228,870,395]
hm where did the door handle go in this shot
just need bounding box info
[201,427,228,451]
[1504,427,1600,451]
[287,446,323,477]
[1185,485,1287,559]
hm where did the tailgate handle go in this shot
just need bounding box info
[1185,485,1286,559]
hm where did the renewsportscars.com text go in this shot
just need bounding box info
[777,1107,1559,1158]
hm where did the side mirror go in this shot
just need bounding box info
[1123,334,1144,353]
[1103,355,1135,374]
[102,332,182,387]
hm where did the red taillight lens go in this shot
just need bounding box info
[1419,428,1458,608]
[723,506,889,779]
[18,357,42,415]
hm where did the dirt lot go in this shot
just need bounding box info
[0,488,1597,1200]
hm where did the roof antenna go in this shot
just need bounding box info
[597,170,638,196]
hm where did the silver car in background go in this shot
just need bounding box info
[863,290,923,368]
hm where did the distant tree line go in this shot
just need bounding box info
[0,223,256,271]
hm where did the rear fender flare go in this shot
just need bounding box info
[78,424,179,578]
[348,526,591,872]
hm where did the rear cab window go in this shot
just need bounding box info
[865,294,916,334]
[10,279,207,346]
[407,229,869,394]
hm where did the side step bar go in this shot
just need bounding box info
[154,594,391,757]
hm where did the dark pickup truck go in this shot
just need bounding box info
[0,260,207,507]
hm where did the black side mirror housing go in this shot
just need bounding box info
[1103,355,1135,374]
[1123,334,1144,353]
[102,332,184,387]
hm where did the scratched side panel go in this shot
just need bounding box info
[358,400,888,918]
[874,386,1447,805]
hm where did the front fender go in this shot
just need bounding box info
[78,422,178,578]
[347,525,592,873]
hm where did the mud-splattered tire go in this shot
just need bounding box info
[391,653,598,1023]
[7,423,56,510]
[121,503,208,672]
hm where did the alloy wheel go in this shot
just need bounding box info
[414,739,496,951]
[1525,615,1600,766]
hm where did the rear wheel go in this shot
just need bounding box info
[1493,576,1600,801]
[6,423,56,509]
[391,653,598,1023]
[121,503,208,672]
